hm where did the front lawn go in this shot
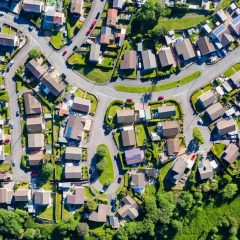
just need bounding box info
[66,16,83,39]
[135,124,147,147]
[224,63,240,77]
[50,31,66,50]
[211,143,226,159]
[0,164,11,172]
[38,206,54,221]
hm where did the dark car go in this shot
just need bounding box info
[96,12,100,19]
[61,73,66,79]
[16,110,19,117]
[117,177,121,184]
[73,45,78,52]
[86,29,91,35]
[62,50,67,56]
[158,96,164,100]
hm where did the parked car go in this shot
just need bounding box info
[96,12,100,19]
[9,60,14,67]
[117,177,121,183]
[73,45,78,52]
[198,119,203,125]
[126,98,133,102]
[86,29,92,35]
[16,110,19,116]
[11,161,15,167]
[91,19,97,28]
[62,50,67,56]
[28,26,33,31]
[9,122,13,129]
[0,11,5,16]
[158,96,164,100]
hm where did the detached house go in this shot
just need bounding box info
[116,109,135,124]
[216,119,236,136]
[169,157,188,184]
[88,204,109,223]
[22,0,44,13]
[100,27,113,45]
[124,148,144,165]
[141,49,157,71]
[26,59,46,80]
[222,143,240,164]
[158,105,176,118]
[70,0,83,17]
[196,36,216,56]
[121,126,136,147]
[23,91,42,115]
[107,9,118,28]
[66,187,87,205]
[159,121,179,138]
[131,173,146,193]
[120,50,137,70]
[34,190,51,206]
[89,43,100,63]
[0,188,13,204]
[113,0,124,9]
[198,90,215,109]
[41,75,65,97]
[28,150,44,166]
[26,116,44,133]
[117,196,139,220]
[65,146,82,161]
[28,133,44,149]
[0,33,19,48]
[14,189,30,202]
[72,97,91,114]
[158,47,177,68]
[206,102,225,122]
[65,166,82,179]
[198,159,214,180]
[43,11,65,29]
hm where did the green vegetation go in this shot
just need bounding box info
[193,127,204,145]
[0,164,11,172]
[66,17,83,39]
[28,48,41,60]
[218,0,240,9]
[115,71,201,93]
[224,63,240,77]
[211,143,226,159]
[50,32,66,50]
[135,124,147,146]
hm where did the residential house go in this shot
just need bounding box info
[72,97,91,114]
[159,120,179,138]
[26,116,44,133]
[88,204,109,222]
[141,49,157,71]
[70,0,83,16]
[174,38,196,63]
[0,33,19,48]
[41,75,65,97]
[100,27,113,45]
[169,157,188,184]
[26,59,46,79]
[23,91,42,115]
[216,119,236,136]
[196,36,216,56]
[64,115,86,141]
[65,166,82,179]
[65,146,82,161]
[222,143,240,164]
[158,105,176,118]
[121,126,136,147]
[202,24,212,34]
[198,159,214,180]
[109,215,120,229]
[120,50,137,70]
[216,9,228,22]
[107,8,118,28]
[43,11,65,29]
[14,189,30,202]
[230,14,240,36]
[158,47,177,68]
[198,90,216,109]
[34,190,51,205]
[113,0,124,9]
[0,188,13,204]
[230,71,240,87]
[206,102,225,122]
[28,133,44,149]
[145,168,158,179]
[66,187,87,205]
[166,138,180,156]
[222,80,233,93]
[130,173,146,193]
[89,43,100,63]
[116,109,135,124]
[22,0,44,13]
[124,148,144,165]
[28,150,44,166]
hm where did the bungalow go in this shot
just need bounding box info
[28,150,44,166]
[198,159,214,180]
[159,120,179,138]
[230,71,240,87]
[107,8,118,28]
[222,143,240,164]
[65,166,82,179]
[121,126,136,147]
[72,97,91,114]
[0,33,19,48]
[66,187,87,205]
[28,133,44,149]
[166,138,180,156]
[117,196,139,220]
[196,36,216,56]
[158,47,177,68]
[0,188,13,204]
[230,14,240,36]
[131,173,146,193]
[23,91,42,115]
[70,0,83,16]
[158,105,176,118]
[141,49,157,71]
[41,75,65,97]
[14,189,30,202]
[116,109,135,124]
[88,204,109,223]
[26,59,46,79]
[113,0,124,9]
[100,27,113,45]
[198,90,216,109]
[216,119,236,136]
[169,157,188,184]
[120,50,137,70]
[26,116,44,133]
[206,102,225,122]
[216,9,228,22]
[65,146,82,161]
[22,0,44,13]
[43,11,65,29]
[124,148,144,165]
[34,190,51,205]
[89,43,100,63]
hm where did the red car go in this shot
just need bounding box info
[86,29,92,36]
[31,171,38,177]
[158,96,164,100]
[62,50,67,56]
[191,154,196,161]
[126,98,133,102]
[91,19,97,28]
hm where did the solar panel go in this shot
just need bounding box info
[232,14,240,26]
[66,127,72,138]
[213,24,226,36]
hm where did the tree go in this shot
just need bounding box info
[54,219,78,238]
[96,146,107,158]
[179,191,194,211]
[86,199,98,212]
[150,25,167,41]
[24,228,40,240]
[171,220,183,232]
[193,127,204,145]
[222,174,232,184]
[76,222,89,237]
[28,48,41,59]
[40,163,54,181]
[221,183,238,200]
[96,157,108,173]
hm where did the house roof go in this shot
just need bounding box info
[230,71,240,87]
[113,0,124,9]
[70,0,83,15]
[26,59,46,79]
[121,127,136,147]
[141,49,157,70]
[0,188,13,204]
[117,109,135,124]
[216,119,236,135]
[88,204,109,222]
[158,47,176,68]
[161,121,179,137]
[72,97,91,113]
[166,138,180,155]
[44,12,65,25]
[14,189,30,202]
[117,196,139,220]
[65,146,82,161]
[0,33,18,47]
[65,166,82,179]
[89,43,101,62]
[198,90,215,109]
[23,91,42,115]
[107,8,118,27]
[41,75,65,97]
[124,148,143,165]
[206,102,225,122]
[158,105,176,118]
[198,159,214,180]
[213,24,234,48]
[66,187,87,205]
[34,190,51,205]
[197,36,216,56]
[28,133,44,149]
[100,27,113,44]
[120,50,137,70]
[171,157,188,182]
[23,0,44,13]
[145,168,158,178]
[217,9,228,22]
[175,38,196,61]
[131,173,146,189]
[230,14,240,35]
[28,150,44,166]
[223,143,240,164]
[26,116,43,133]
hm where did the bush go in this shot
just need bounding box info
[40,163,54,181]
[28,48,41,59]
[21,155,30,170]
[193,127,204,145]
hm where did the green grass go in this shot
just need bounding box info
[0,76,4,85]
[115,71,201,93]
[224,63,240,77]
[55,165,63,181]
[4,144,11,156]
[0,164,11,172]
[135,124,147,147]
[50,31,66,50]
[40,182,54,191]
[66,16,83,39]
[56,192,61,222]
[97,144,114,186]
[211,143,226,159]
[68,53,87,65]
[38,206,54,220]
[84,186,95,199]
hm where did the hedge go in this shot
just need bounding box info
[21,155,30,170]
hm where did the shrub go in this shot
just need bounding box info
[21,155,30,170]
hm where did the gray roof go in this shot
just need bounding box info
[27,116,44,133]
[23,0,44,13]
[198,90,215,109]
[41,75,65,97]
[23,91,42,115]
[141,50,157,70]
[161,121,179,137]
[198,159,214,180]
[26,59,46,79]
[28,133,44,149]
[117,109,135,124]
[113,0,124,9]
[66,187,87,205]
[89,43,100,62]
[230,71,240,87]
[124,148,143,165]
[34,190,51,205]
[166,138,180,155]
[171,158,188,183]
[175,38,196,61]
[216,119,236,135]
[206,102,225,122]
[65,146,82,161]
[70,0,83,15]
[158,47,176,68]
[196,36,216,56]
[158,105,176,118]
[0,33,18,47]
[131,173,146,189]
[223,143,240,164]
[120,50,137,70]
[121,127,136,147]
[65,166,82,179]
[72,97,91,113]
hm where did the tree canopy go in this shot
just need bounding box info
[28,48,41,60]
[193,127,204,145]
[40,162,54,181]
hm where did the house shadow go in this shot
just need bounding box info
[89,154,99,183]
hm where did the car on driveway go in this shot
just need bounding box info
[62,50,67,56]
[117,177,121,183]
[28,26,33,31]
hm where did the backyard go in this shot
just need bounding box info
[135,124,147,147]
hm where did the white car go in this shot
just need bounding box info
[0,12,5,16]
[9,60,14,67]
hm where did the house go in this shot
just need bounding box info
[169,157,188,184]
[131,173,146,193]
[34,190,51,205]
[216,119,236,136]
[166,138,180,156]
[222,143,240,164]
[100,27,113,45]
[216,9,228,22]
[28,150,44,166]
[230,14,240,36]
[202,24,212,34]
[72,97,91,114]
[26,116,44,133]
[41,75,65,97]
[0,33,19,47]
[26,59,46,79]
[160,121,179,137]
[23,91,42,115]
[196,36,216,56]
[174,38,196,63]
[158,47,177,68]
[222,81,233,93]
[121,126,136,147]
[88,204,109,222]
[206,102,225,122]
[64,115,86,141]
[14,189,30,202]
[230,71,240,87]
[113,0,124,9]
[117,196,139,220]
[116,109,135,124]
[198,90,215,109]
[145,168,158,178]
[66,187,87,205]
[43,11,65,29]
[89,43,100,63]
[120,50,137,70]
[65,147,82,161]
[70,0,83,16]
[65,166,82,179]
[28,133,44,149]
[109,215,120,229]
[141,49,157,71]
[22,0,44,13]
[0,188,13,204]
[107,9,118,28]
[124,148,144,165]
[158,105,176,118]
[198,159,214,180]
